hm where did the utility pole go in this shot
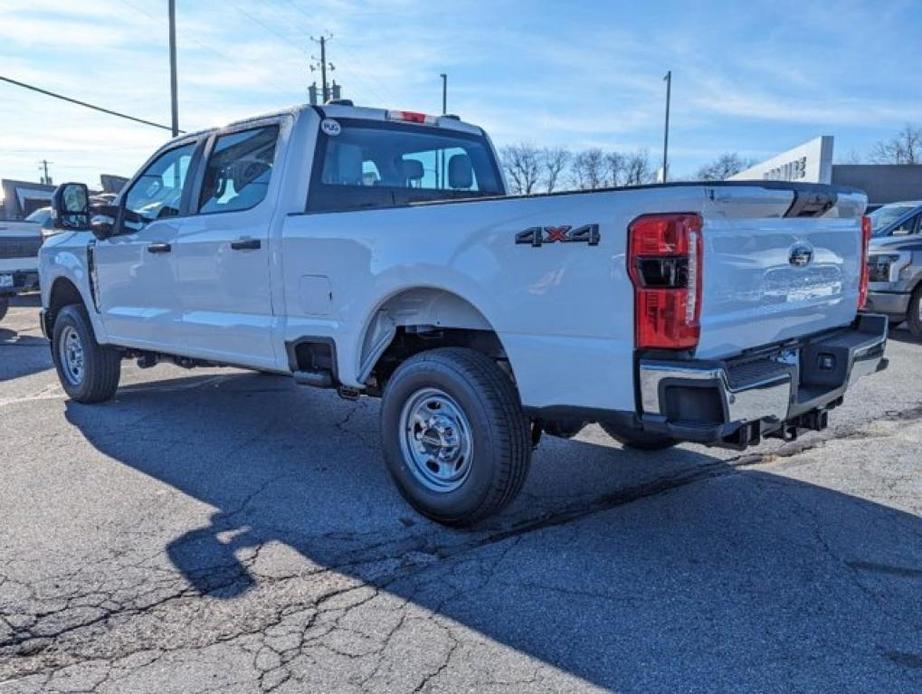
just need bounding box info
[440,73,447,114]
[310,34,335,103]
[168,0,179,137]
[38,160,53,185]
[662,70,671,183]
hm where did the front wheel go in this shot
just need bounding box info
[51,304,121,403]
[380,348,532,527]
[908,286,922,339]
[600,420,677,451]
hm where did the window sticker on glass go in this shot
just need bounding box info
[321,119,341,137]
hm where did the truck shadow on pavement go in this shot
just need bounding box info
[1,294,51,381]
[0,329,52,381]
[63,371,922,691]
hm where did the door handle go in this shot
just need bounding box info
[147,242,172,254]
[230,238,261,251]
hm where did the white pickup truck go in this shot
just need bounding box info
[0,207,50,321]
[40,102,888,525]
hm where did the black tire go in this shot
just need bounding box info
[51,304,121,403]
[599,420,677,451]
[908,286,922,339]
[0,296,8,322]
[380,348,531,527]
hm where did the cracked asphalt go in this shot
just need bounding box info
[2,294,921,693]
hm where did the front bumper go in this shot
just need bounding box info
[864,290,910,319]
[638,314,889,448]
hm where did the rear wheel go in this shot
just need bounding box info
[600,420,676,451]
[0,296,8,322]
[908,286,922,339]
[51,304,121,403]
[380,348,531,527]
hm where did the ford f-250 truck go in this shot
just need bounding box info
[39,102,888,525]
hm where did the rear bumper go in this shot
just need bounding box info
[863,290,910,318]
[637,314,888,448]
[0,269,39,296]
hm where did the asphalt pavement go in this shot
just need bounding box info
[1,294,921,693]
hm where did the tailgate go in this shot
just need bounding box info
[696,185,866,359]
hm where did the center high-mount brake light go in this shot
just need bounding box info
[628,213,703,350]
[385,110,440,125]
[858,215,872,308]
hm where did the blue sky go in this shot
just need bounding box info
[0,0,919,187]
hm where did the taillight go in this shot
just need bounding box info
[858,215,872,308]
[628,213,703,350]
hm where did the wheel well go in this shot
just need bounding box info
[367,327,507,394]
[46,278,85,332]
[359,288,509,393]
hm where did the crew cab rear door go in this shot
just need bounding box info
[172,118,287,369]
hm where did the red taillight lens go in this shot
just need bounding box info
[858,215,872,308]
[628,213,703,350]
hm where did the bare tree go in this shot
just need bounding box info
[695,152,753,181]
[571,148,605,190]
[540,146,571,193]
[870,124,922,164]
[623,149,654,185]
[604,151,626,187]
[837,149,863,165]
[500,143,542,195]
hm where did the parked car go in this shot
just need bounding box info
[39,103,887,525]
[0,206,52,321]
[863,201,922,336]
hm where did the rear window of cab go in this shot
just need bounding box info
[307,119,504,213]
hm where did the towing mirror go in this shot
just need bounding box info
[51,182,91,231]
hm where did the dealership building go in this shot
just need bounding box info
[729,136,922,207]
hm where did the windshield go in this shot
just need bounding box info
[869,204,918,236]
[308,119,503,213]
[24,207,52,225]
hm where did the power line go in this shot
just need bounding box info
[119,0,298,97]
[226,1,305,52]
[0,75,182,133]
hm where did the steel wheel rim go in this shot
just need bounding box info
[399,387,474,493]
[59,325,85,386]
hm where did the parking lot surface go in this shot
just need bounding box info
[1,294,921,693]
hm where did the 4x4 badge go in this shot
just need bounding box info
[515,224,601,247]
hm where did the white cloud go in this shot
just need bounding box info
[0,0,919,185]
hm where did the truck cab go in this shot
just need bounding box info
[39,102,888,526]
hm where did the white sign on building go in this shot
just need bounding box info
[729,136,834,184]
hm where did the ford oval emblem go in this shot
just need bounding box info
[789,242,814,267]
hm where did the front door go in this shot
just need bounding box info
[94,141,198,351]
[173,122,282,369]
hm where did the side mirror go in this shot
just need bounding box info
[51,183,91,231]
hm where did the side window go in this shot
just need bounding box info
[124,143,195,226]
[892,214,920,236]
[198,125,279,214]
